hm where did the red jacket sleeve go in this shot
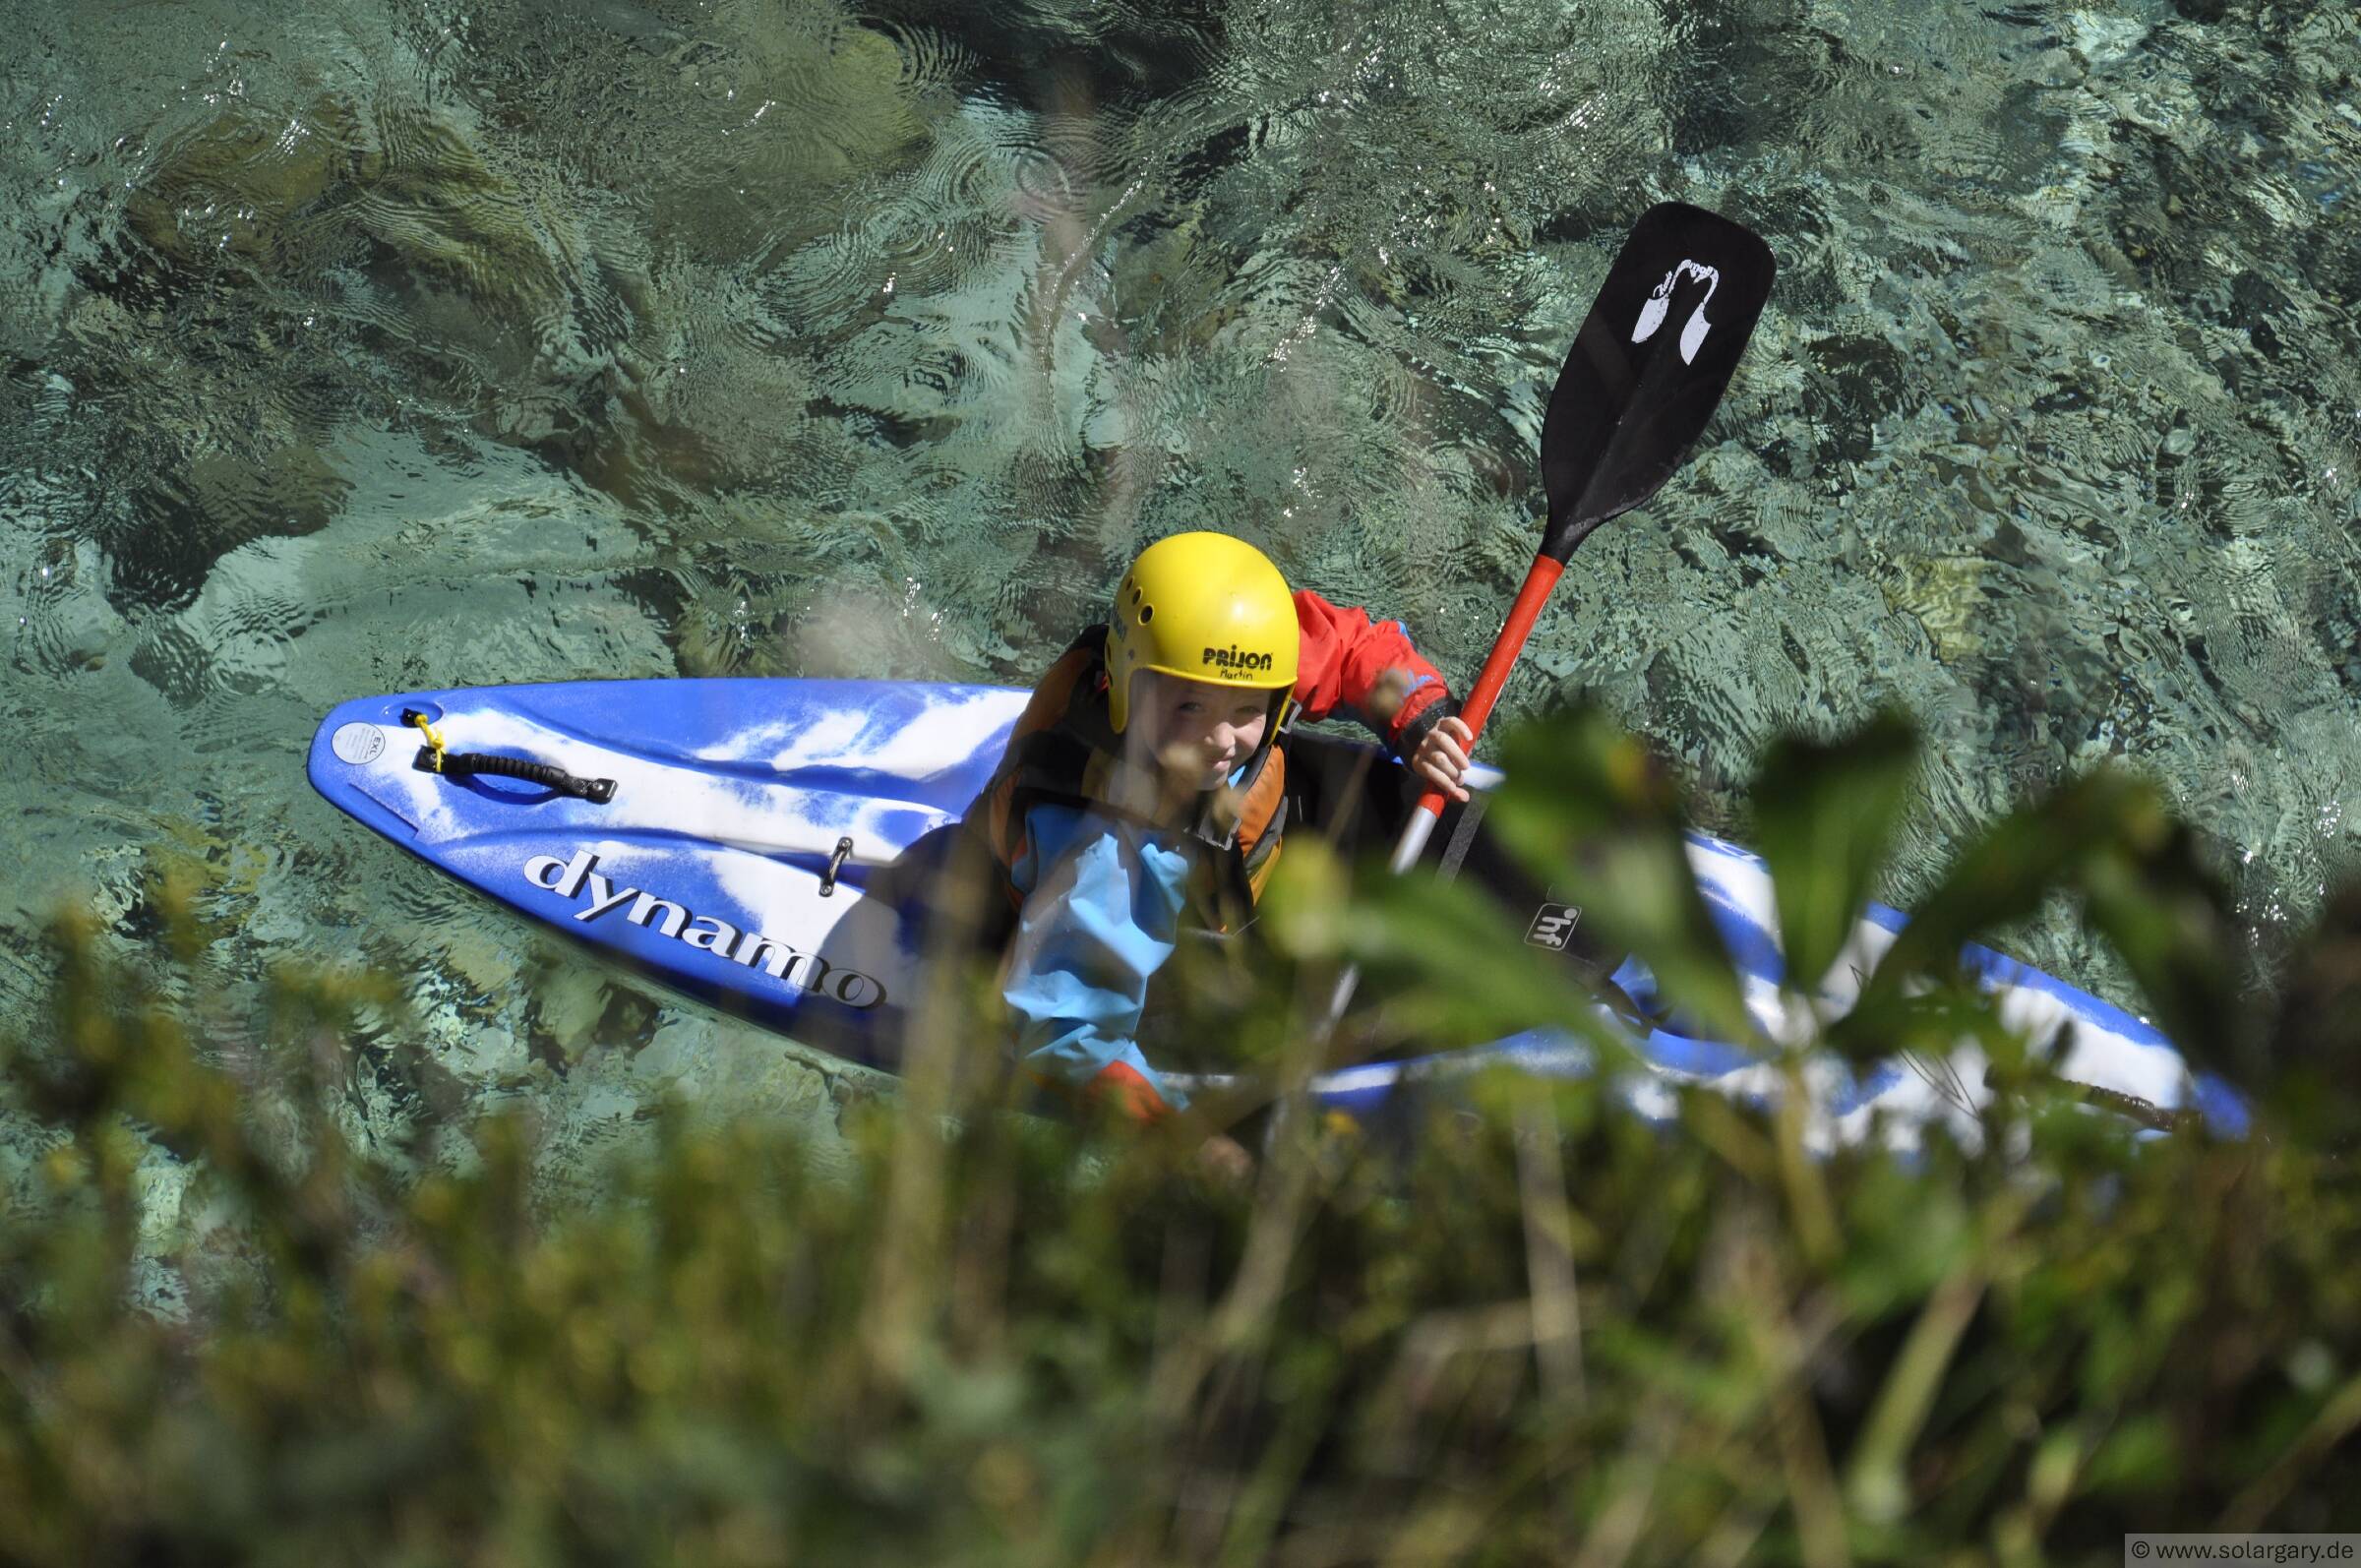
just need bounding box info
[1291,590,1455,750]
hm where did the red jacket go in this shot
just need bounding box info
[1289,590,1456,749]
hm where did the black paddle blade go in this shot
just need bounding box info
[1539,202,1775,561]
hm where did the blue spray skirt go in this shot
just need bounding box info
[308,679,2243,1149]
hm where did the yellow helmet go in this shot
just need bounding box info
[1106,532,1301,734]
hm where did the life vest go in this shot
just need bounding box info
[976,628,1291,932]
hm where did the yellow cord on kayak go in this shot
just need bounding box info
[405,711,449,773]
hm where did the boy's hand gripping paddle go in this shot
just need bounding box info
[1328,202,1775,1023]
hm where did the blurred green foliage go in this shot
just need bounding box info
[5,707,2361,1566]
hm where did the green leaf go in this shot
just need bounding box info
[1849,769,2157,1033]
[1485,707,1755,1046]
[1838,766,2249,1097]
[2079,819,2246,1085]
[2265,884,2361,1145]
[1261,839,1633,1063]
[1750,709,1921,1002]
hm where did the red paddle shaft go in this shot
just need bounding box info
[1317,202,1773,1031]
[1321,551,1570,1028]
[1418,555,1564,812]
[1383,553,1567,873]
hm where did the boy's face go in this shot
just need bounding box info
[1136,674,1272,791]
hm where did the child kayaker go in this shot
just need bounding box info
[964,530,1477,1122]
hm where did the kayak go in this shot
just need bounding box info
[307,677,2244,1148]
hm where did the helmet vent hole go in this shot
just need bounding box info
[1138,605,1154,624]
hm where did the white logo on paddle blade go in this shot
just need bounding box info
[1632,260,1720,364]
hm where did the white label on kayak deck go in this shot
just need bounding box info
[332,723,387,766]
[1526,903,1582,951]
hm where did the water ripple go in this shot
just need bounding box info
[4,0,2360,1057]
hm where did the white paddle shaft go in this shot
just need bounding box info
[1320,799,1445,1025]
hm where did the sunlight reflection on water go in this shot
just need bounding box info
[2,0,2356,1157]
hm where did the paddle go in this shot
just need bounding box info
[1324,201,1775,1021]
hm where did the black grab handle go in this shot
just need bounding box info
[411,746,617,804]
[402,707,616,803]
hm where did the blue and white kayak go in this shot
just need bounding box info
[306,679,2245,1148]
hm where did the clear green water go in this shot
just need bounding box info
[3,0,2357,1163]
